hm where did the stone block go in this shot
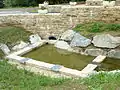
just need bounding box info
[48,5,61,13]
[115,0,120,6]
[86,0,103,6]
[107,50,120,59]
[84,48,107,56]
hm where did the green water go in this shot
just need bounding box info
[23,45,120,71]
[97,58,120,71]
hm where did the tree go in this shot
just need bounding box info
[3,0,37,7]
[3,0,86,7]
[3,0,12,7]
[0,0,4,8]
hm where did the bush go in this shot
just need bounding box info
[3,0,14,7]
[0,0,4,8]
[3,0,37,7]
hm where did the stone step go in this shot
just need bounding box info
[81,55,106,73]
[92,55,106,63]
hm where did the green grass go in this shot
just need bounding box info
[81,72,120,90]
[0,26,31,46]
[73,22,120,37]
[0,26,31,58]
[29,9,38,13]
[0,61,69,90]
[0,61,120,90]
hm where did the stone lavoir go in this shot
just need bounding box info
[4,31,120,78]
[1,0,120,77]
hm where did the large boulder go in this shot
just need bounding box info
[54,41,71,50]
[84,48,107,56]
[70,33,91,47]
[107,50,120,59]
[92,34,120,48]
[60,30,76,41]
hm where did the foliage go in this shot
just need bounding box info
[3,0,37,7]
[70,0,76,2]
[3,0,86,7]
[40,6,47,10]
[70,0,85,2]
[3,0,14,7]
[0,0,4,8]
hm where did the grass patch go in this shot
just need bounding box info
[0,50,4,59]
[29,9,38,13]
[73,22,120,37]
[0,26,31,46]
[0,61,120,90]
[0,26,31,57]
[0,61,68,90]
[80,72,120,90]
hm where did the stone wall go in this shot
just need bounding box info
[116,0,120,6]
[61,6,120,24]
[86,0,103,6]
[0,6,120,38]
[0,14,70,38]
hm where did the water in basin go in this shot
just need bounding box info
[23,45,120,71]
[23,45,94,70]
